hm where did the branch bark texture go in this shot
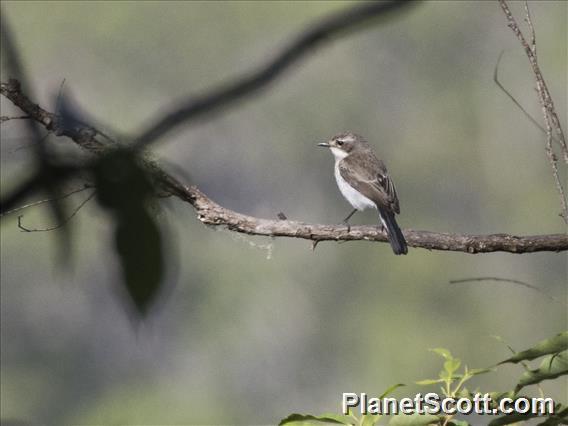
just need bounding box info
[2,79,567,254]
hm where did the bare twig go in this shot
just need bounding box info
[449,277,565,306]
[493,51,559,143]
[1,184,94,217]
[0,115,30,123]
[2,78,567,254]
[523,2,537,56]
[1,11,68,240]
[499,0,568,223]
[17,191,95,232]
[133,1,414,148]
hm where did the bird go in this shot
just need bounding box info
[318,132,408,255]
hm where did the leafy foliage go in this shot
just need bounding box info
[279,332,568,426]
[498,332,568,365]
[515,351,568,391]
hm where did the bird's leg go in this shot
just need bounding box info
[341,209,358,233]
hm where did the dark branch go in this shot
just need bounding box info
[133,1,415,148]
[2,79,566,254]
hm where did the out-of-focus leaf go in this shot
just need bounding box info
[94,150,154,211]
[487,396,562,425]
[488,411,543,426]
[94,149,164,316]
[487,391,516,401]
[536,404,568,425]
[361,413,380,426]
[430,348,452,360]
[444,358,461,376]
[498,332,568,365]
[279,413,353,426]
[416,379,444,385]
[446,420,469,426]
[388,413,441,425]
[467,368,493,377]
[115,212,163,315]
[515,351,568,391]
[380,383,406,399]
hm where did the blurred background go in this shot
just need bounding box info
[1,1,566,424]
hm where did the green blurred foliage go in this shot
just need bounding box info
[0,1,566,424]
[281,336,568,425]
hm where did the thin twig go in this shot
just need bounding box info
[1,184,94,217]
[6,131,50,155]
[523,1,536,56]
[499,0,568,223]
[1,11,68,237]
[0,115,30,123]
[17,191,95,232]
[493,50,559,142]
[449,277,565,306]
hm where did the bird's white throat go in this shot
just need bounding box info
[329,147,349,160]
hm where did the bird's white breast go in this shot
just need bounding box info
[334,160,376,211]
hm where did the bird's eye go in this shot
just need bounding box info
[336,140,344,146]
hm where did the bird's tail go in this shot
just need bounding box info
[378,207,408,255]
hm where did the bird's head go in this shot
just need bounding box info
[317,132,365,159]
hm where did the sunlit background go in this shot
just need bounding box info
[1,1,566,424]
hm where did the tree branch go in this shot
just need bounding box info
[2,79,566,254]
[133,1,415,148]
[499,0,568,223]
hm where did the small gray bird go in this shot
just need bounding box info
[318,132,408,255]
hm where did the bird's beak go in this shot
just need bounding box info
[317,142,330,148]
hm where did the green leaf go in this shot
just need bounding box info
[444,358,461,376]
[361,413,380,426]
[515,351,568,391]
[456,387,470,398]
[446,421,470,426]
[498,331,568,365]
[380,384,406,399]
[536,404,568,425]
[388,413,441,425]
[467,368,493,377]
[279,413,353,426]
[416,379,444,386]
[487,398,563,425]
[430,348,452,360]
[488,411,542,426]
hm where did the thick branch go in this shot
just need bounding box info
[178,185,568,254]
[2,79,566,254]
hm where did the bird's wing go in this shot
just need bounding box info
[339,153,400,214]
